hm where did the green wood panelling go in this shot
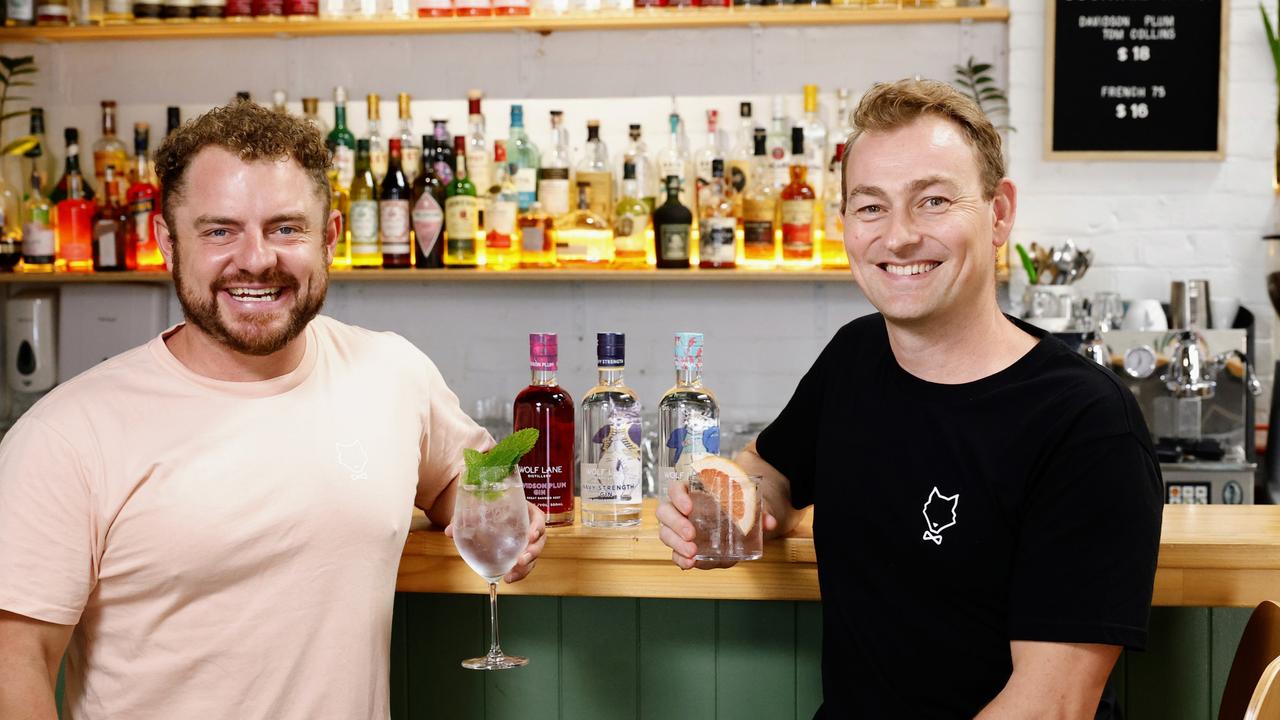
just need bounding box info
[716,600,796,719]
[1210,607,1253,717]
[486,595,562,720]
[638,598,716,720]
[391,593,408,720]
[795,601,824,718]
[405,593,486,720]
[1126,608,1211,720]
[560,597,639,719]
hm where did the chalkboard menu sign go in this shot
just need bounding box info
[1045,0,1227,159]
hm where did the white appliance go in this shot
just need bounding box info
[6,290,58,393]
[57,284,169,383]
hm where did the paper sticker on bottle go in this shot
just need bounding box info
[514,168,537,207]
[466,150,491,194]
[582,412,643,504]
[22,222,53,260]
[727,162,749,194]
[824,199,843,240]
[781,199,814,251]
[349,199,378,253]
[614,213,647,255]
[521,225,546,253]
[412,194,444,255]
[370,146,389,181]
[659,158,684,181]
[701,217,736,264]
[380,199,411,254]
[333,145,355,190]
[94,224,117,268]
[401,146,422,180]
[445,196,478,255]
[538,171,570,216]
[660,224,690,261]
[743,219,773,252]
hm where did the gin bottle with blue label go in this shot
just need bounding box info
[658,332,720,502]
[580,332,643,528]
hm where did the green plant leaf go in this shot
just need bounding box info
[971,63,993,74]
[1,135,38,156]
[1264,4,1280,77]
[974,75,996,85]
[0,56,33,72]
[7,67,36,76]
[980,89,1007,101]
[0,110,31,122]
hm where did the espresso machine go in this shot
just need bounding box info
[1070,281,1262,505]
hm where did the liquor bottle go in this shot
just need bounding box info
[780,127,816,268]
[741,128,778,268]
[444,135,479,268]
[411,136,445,269]
[7,0,35,25]
[834,87,854,145]
[574,120,612,221]
[506,104,540,212]
[51,128,94,205]
[193,0,224,19]
[35,0,69,23]
[131,0,160,20]
[21,166,54,272]
[537,110,571,218]
[494,0,527,15]
[798,84,828,201]
[657,332,719,501]
[92,101,128,204]
[397,93,420,187]
[693,109,725,215]
[318,0,344,18]
[270,90,288,114]
[0,176,17,267]
[330,175,351,269]
[580,332,643,528]
[485,141,519,270]
[301,98,325,134]
[653,175,691,269]
[56,170,94,273]
[366,93,388,183]
[454,0,489,14]
[699,159,736,269]
[380,138,412,269]
[165,0,195,21]
[618,123,655,212]
[765,95,791,188]
[725,101,754,216]
[224,0,249,18]
[92,166,129,272]
[24,108,54,198]
[104,0,130,23]
[513,332,575,527]
[234,91,252,104]
[349,139,381,269]
[517,202,555,268]
[166,106,182,137]
[464,90,491,207]
[416,0,449,15]
[656,112,692,211]
[326,86,357,191]
[429,118,455,186]
[554,181,612,266]
[820,142,848,269]
[126,123,163,270]
[612,161,650,268]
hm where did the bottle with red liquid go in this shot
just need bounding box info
[513,332,575,527]
[127,123,164,271]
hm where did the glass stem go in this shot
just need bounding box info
[487,581,503,659]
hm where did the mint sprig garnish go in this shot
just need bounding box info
[463,428,540,487]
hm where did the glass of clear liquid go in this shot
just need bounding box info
[688,472,764,562]
[452,469,531,670]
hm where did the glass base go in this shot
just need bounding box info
[462,652,529,670]
[693,550,763,562]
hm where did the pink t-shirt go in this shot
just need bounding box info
[0,315,491,719]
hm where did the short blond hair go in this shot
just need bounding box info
[840,78,1005,213]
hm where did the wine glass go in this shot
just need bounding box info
[452,467,531,670]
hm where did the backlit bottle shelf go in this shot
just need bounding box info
[0,267,856,283]
[1,6,1007,42]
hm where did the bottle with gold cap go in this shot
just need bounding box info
[396,93,420,187]
[798,84,828,201]
[367,93,388,183]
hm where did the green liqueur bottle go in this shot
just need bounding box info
[444,134,478,268]
[326,86,357,192]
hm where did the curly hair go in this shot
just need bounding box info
[154,100,332,231]
[840,78,1006,213]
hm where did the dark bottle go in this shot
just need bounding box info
[51,128,95,205]
[92,166,129,272]
[430,119,455,185]
[412,134,446,268]
[653,175,692,269]
[380,138,413,269]
[166,107,182,137]
[513,332,576,527]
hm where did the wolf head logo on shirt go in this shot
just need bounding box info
[921,487,959,545]
[336,441,369,481]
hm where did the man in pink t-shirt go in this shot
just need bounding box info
[0,101,547,719]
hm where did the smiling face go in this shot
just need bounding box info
[157,146,338,357]
[843,114,1015,329]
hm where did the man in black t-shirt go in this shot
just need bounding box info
[657,79,1163,719]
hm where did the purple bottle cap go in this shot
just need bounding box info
[596,332,625,368]
[530,333,558,371]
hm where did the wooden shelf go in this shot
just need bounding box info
[2,6,1007,42]
[0,267,855,283]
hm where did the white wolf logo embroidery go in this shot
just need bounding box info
[921,486,959,545]
[336,441,369,481]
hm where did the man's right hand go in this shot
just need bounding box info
[656,480,779,570]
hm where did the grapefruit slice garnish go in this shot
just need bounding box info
[689,455,757,535]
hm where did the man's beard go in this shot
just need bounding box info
[172,243,328,357]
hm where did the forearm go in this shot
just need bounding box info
[0,656,59,720]
[976,642,1119,720]
[734,441,804,537]
[424,475,458,528]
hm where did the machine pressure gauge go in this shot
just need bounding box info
[1123,345,1158,379]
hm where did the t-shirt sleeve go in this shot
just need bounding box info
[0,416,97,626]
[755,347,829,511]
[1007,431,1163,649]
[415,354,494,508]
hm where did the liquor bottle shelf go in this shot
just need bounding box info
[1,6,1007,42]
[0,267,857,283]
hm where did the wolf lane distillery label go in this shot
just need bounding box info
[581,410,642,504]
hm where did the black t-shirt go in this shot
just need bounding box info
[756,314,1163,719]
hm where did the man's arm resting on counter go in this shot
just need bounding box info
[734,440,806,538]
[0,609,72,720]
[975,640,1120,720]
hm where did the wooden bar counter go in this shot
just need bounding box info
[397,501,1280,607]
